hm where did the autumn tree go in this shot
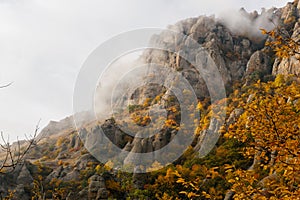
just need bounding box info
[224,76,300,199]
[262,27,300,59]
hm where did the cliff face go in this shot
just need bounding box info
[140,15,267,100]
[133,3,300,104]
[1,1,300,199]
[272,0,300,76]
[142,1,300,86]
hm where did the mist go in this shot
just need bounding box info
[218,7,279,40]
[94,53,142,121]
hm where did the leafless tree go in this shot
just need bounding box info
[0,123,39,173]
[0,82,39,173]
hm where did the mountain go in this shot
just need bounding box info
[1,1,300,199]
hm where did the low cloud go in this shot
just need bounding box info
[218,7,279,40]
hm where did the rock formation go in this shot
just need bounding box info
[88,175,108,200]
[272,0,300,76]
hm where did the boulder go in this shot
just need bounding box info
[88,175,108,200]
[245,50,272,78]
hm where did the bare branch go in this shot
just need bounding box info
[0,82,13,89]
[0,121,40,173]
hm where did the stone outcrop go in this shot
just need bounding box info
[88,175,108,200]
[139,15,264,100]
[0,163,33,200]
[38,117,74,139]
[245,50,273,78]
[272,0,300,77]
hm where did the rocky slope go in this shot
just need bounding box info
[1,1,300,199]
[273,0,300,76]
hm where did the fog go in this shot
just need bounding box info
[219,7,279,40]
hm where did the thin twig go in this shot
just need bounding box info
[0,82,13,89]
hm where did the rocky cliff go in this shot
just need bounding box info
[273,0,300,76]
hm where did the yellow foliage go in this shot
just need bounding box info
[57,160,63,166]
[164,119,178,128]
[104,160,114,170]
[225,79,300,199]
[147,161,164,172]
[106,180,121,191]
[143,98,152,107]
[3,190,15,200]
[261,27,300,59]
[95,164,102,174]
[56,137,65,147]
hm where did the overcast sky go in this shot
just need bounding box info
[0,0,289,142]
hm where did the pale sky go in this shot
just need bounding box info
[0,0,289,142]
